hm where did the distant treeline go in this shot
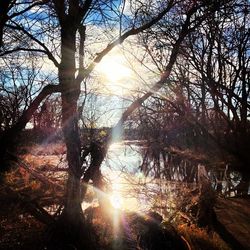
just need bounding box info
[17,127,141,144]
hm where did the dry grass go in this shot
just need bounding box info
[178,224,232,250]
[0,143,236,249]
[0,213,45,250]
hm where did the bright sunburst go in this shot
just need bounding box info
[97,55,131,82]
[95,54,132,95]
[109,193,123,209]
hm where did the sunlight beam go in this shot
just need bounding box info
[110,193,123,209]
[96,55,131,82]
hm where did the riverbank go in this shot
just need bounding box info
[0,203,231,250]
[0,141,247,249]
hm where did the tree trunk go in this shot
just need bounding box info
[59,19,82,207]
[0,0,11,48]
[61,93,83,222]
[46,20,91,247]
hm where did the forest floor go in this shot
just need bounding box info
[0,142,236,249]
[0,204,232,250]
[0,212,45,250]
[0,177,232,250]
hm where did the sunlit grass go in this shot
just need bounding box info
[178,224,231,250]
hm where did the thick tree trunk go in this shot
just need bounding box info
[61,93,83,221]
[0,0,11,48]
[53,13,87,238]
[47,20,90,247]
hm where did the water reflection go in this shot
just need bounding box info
[100,140,249,216]
[101,141,194,216]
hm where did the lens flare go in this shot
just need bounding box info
[110,193,123,209]
[96,55,131,83]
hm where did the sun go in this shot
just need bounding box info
[97,54,131,82]
[109,193,123,209]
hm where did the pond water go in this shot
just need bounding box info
[97,140,249,215]
[22,140,249,217]
[95,141,198,216]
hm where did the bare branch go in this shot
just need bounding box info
[8,0,49,19]
[0,47,55,59]
[75,0,175,84]
[6,22,60,68]
[5,84,61,134]
[110,4,201,138]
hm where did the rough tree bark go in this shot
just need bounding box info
[53,5,84,235]
[0,0,11,48]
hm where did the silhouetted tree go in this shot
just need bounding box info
[0,0,226,247]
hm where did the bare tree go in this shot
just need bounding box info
[0,0,224,247]
[0,0,177,244]
[131,0,249,196]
